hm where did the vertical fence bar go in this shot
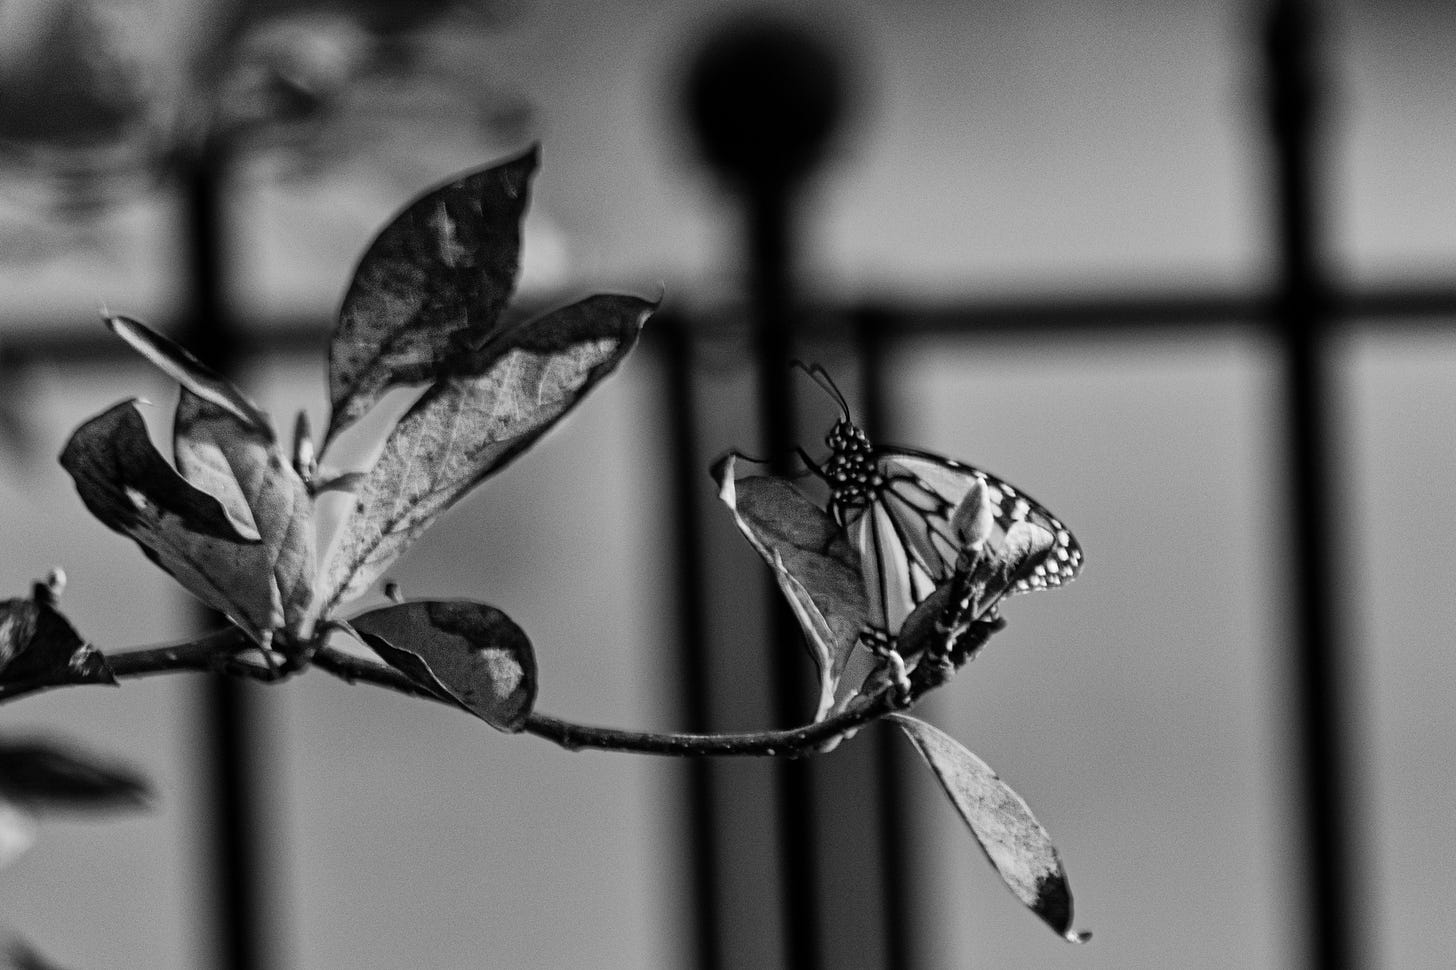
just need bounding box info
[748,181,826,970]
[684,17,848,968]
[178,136,266,970]
[855,307,918,970]
[661,316,724,970]
[1263,2,1363,968]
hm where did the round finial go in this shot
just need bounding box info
[683,12,849,193]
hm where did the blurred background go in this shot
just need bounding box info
[1,0,1454,967]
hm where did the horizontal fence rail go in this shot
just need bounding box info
[10,280,1456,368]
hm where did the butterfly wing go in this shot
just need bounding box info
[847,499,940,637]
[852,448,1084,635]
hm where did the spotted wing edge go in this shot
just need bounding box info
[874,448,1084,595]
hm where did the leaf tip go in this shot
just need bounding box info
[710,451,741,502]
[500,142,542,189]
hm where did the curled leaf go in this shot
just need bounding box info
[105,314,273,441]
[59,401,287,644]
[889,714,1089,943]
[60,400,257,543]
[175,389,317,640]
[714,452,867,721]
[325,147,538,448]
[0,597,113,689]
[320,294,653,613]
[348,600,537,732]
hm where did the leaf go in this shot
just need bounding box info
[60,401,257,542]
[714,453,867,721]
[319,293,653,613]
[348,600,536,732]
[174,389,317,640]
[0,598,113,689]
[325,147,538,448]
[105,314,273,441]
[0,739,149,811]
[889,714,1090,943]
[59,401,287,644]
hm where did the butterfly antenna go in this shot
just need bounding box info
[729,449,773,466]
[795,445,827,480]
[789,359,853,419]
[727,446,819,480]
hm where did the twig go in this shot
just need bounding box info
[0,627,261,704]
[0,611,1002,760]
[309,615,999,758]
[104,628,250,678]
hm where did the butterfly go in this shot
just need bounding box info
[795,363,1083,645]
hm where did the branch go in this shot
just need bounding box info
[521,704,895,757]
[104,627,250,679]
[309,640,898,755]
[0,627,259,705]
[0,595,1002,762]
[307,615,1002,759]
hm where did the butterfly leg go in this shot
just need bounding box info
[860,626,912,704]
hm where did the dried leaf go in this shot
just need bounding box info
[0,739,149,811]
[348,600,536,732]
[0,598,112,688]
[889,714,1089,943]
[59,401,284,643]
[175,389,317,640]
[714,453,867,721]
[319,294,653,613]
[325,147,538,448]
[105,314,273,440]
